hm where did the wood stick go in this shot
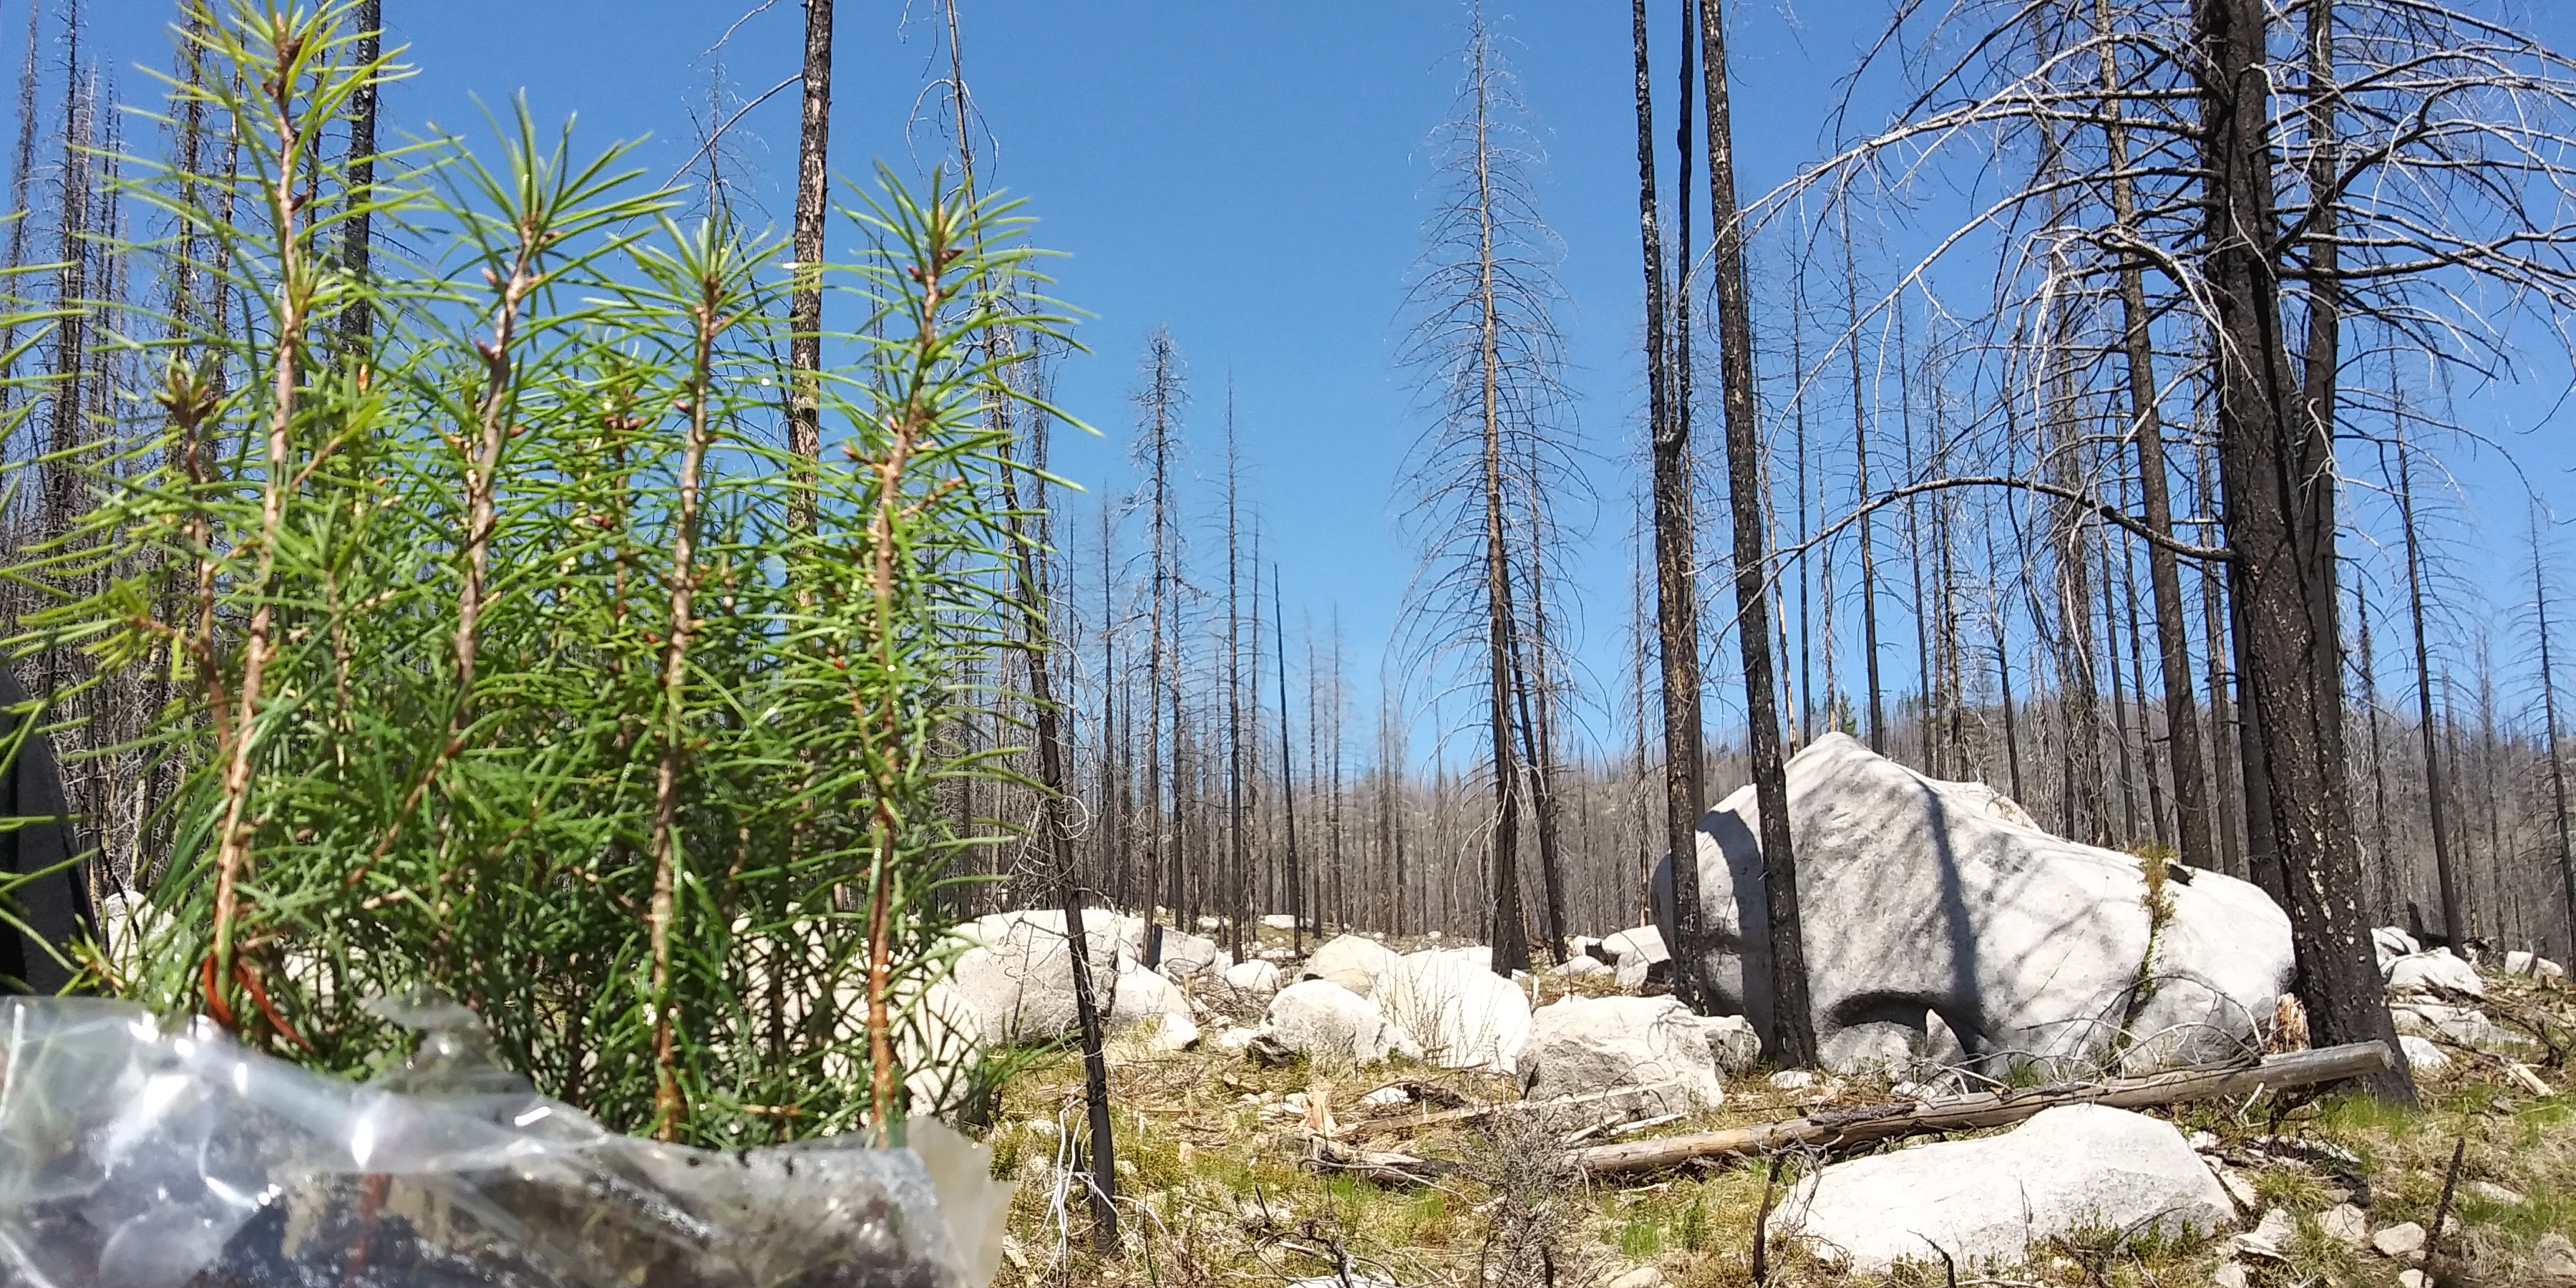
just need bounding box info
[1571,1041,2391,1178]
[1303,1135,1459,1185]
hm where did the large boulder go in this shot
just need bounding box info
[1655,733,2293,1072]
[2507,950,2567,979]
[958,908,1148,969]
[1602,926,1668,968]
[2391,1000,2517,1053]
[1152,927,1226,979]
[1224,958,1283,997]
[1767,1105,2234,1274]
[1258,979,1423,1066]
[1109,964,1191,1029]
[1301,933,1402,997]
[1378,947,1532,1072]
[2386,948,2485,997]
[943,909,1148,1047]
[1520,995,1725,1113]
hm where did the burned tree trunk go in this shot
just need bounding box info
[1702,0,1817,1065]
[2195,0,2411,1103]
[2098,0,2215,873]
[786,0,834,508]
[1638,0,1707,1007]
[2534,520,2575,960]
[336,0,381,349]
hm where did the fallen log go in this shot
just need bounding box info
[1571,1041,2391,1178]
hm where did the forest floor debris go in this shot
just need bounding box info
[975,921,2576,1288]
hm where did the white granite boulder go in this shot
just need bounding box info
[1301,933,1402,997]
[1109,963,1192,1029]
[1152,926,1226,979]
[2386,948,2484,997]
[1378,946,1532,1072]
[2391,1000,2517,1053]
[1767,1105,2235,1274]
[1520,995,1726,1112]
[2373,927,2422,972]
[1603,925,1668,969]
[1656,734,2294,1072]
[2507,950,2567,979]
[1224,958,1284,997]
[1258,979,1423,1066]
[943,909,1147,1046]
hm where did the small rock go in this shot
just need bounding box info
[2186,1129,2219,1153]
[2398,1270,2427,1288]
[2210,1166,2259,1214]
[1356,1085,1410,1110]
[1260,913,1301,931]
[2400,1033,2451,1075]
[1288,1279,1392,1288]
[1217,1026,1259,1053]
[1698,1014,1761,1072]
[2232,1207,2295,1260]
[2372,1220,2426,1260]
[1151,1010,1200,1051]
[2210,1262,2251,1288]
[2464,1179,2524,1206]
[2319,1202,2368,1247]
[1548,954,1616,980]
[1603,1267,1667,1288]
[2536,1231,2576,1278]
[2374,926,2424,969]
[1768,1070,1817,1090]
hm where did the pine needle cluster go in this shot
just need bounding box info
[6,0,1064,1147]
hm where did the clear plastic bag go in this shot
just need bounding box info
[0,995,1011,1288]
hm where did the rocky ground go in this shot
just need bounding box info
[969,920,2576,1288]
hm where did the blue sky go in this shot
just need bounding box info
[93,0,2576,759]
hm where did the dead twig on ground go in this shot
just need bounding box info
[1574,1042,2391,1178]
